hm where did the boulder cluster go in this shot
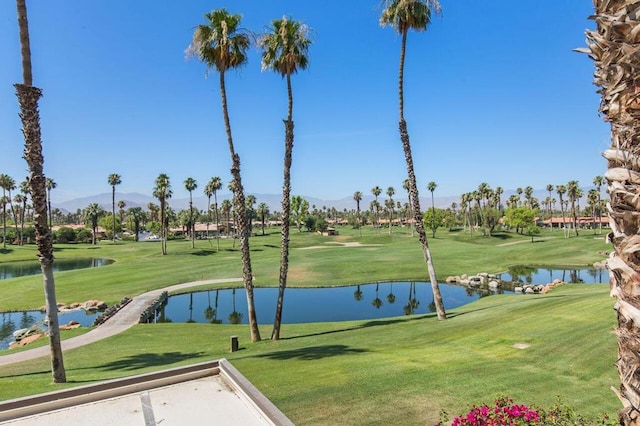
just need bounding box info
[10,320,81,349]
[445,273,566,294]
[514,279,564,294]
[445,273,503,289]
[39,300,108,313]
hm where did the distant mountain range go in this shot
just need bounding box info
[54,187,597,214]
[54,191,460,214]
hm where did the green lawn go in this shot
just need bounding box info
[0,226,618,424]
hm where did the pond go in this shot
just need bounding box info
[0,309,100,350]
[498,265,607,285]
[0,258,114,280]
[154,267,602,325]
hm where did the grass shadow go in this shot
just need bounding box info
[281,315,426,342]
[254,344,368,361]
[0,248,14,254]
[0,369,51,379]
[97,351,206,372]
[190,250,216,257]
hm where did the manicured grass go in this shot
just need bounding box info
[0,226,617,423]
[0,285,618,424]
[0,226,607,310]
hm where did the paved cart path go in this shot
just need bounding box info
[0,278,243,367]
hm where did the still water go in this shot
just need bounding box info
[0,309,99,350]
[155,267,602,325]
[0,258,114,280]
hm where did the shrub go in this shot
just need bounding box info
[437,396,616,426]
[54,227,76,243]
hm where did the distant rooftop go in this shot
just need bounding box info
[0,359,293,426]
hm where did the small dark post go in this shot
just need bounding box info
[230,335,239,352]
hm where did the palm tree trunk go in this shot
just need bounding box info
[219,71,260,342]
[1,193,6,248]
[160,198,166,255]
[397,30,445,320]
[15,0,65,383]
[111,186,116,243]
[214,193,220,251]
[584,1,640,422]
[272,74,295,341]
[15,83,66,383]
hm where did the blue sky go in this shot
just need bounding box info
[0,1,608,205]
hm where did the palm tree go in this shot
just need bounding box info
[587,188,599,234]
[188,8,260,342]
[258,16,311,340]
[256,202,269,236]
[184,177,197,248]
[0,175,15,248]
[152,173,172,255]
[583,4,640,419]
[427,181,437,238]
[18,178,29,245]
[204,177,222,250]
[545,184,554,219]
[593,175,605,235]
[127,207,145,241]
[259,15,312,338]
[386,186,395,234]
[381,0,446,320]
[45,177,56,229]
[371,186,382,233]
[221,199,232,237]
[353,191,363,236]
[14,0,65,382]
[117,200,126,225]
[567,180,580,237]
[556,184,567,237]
[83,203,104,245]
[107,173,121,243]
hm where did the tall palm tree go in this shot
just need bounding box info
[83,203,104,245]
[495,186,503,212]
[427,181,437,238]
[184,177,197,248]
[45,177,56,229]
[127,207,145,241]
[256,202,269,236]
[587,188,599,234]
[117,200,126,225]
[188,8,260,342]
[381,0,446,320]
[593,175,605,235]
[582,4,640,420]
[204,176,222,250]
[567,180,580,237]
[386,186,395,234]
[18,178,29,245]
[556,184,567,238]
[371,185,382,234]
[353,191,363,236]
[546,184,554,219]
[221,199,232,237]
[259,16,312,340]
[0,175,15,248]
[152,173,172,255]
[14,0,65,382]
[107,173,121,243]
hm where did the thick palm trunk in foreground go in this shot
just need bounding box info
[583,0,640,422]
[15,0,65,383]
[15,84,66,383]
